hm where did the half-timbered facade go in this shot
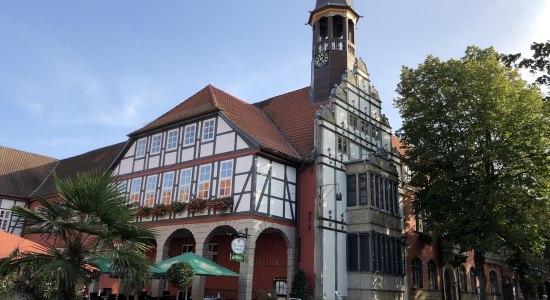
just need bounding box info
[2,1,411,299]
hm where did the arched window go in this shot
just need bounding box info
[428,260,438,289]
[489,271,499,294]
[318,17,328,41]
[347,19,355,43]
[470,267,477,292]
[412,258,423,288]
[458,265,467,291]
[332,15,344,38]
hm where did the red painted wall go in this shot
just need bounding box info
[167,237,195,258]
[204,235,240,292]
[298,163,317,291]
[252,232,288,296]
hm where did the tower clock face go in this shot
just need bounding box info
[314,51,329,67]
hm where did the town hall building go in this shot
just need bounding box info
[1,1,408,299]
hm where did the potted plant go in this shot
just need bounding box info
[186,198,207,214]
[151,204,169,217]
[166,262,195,300]
[168,202,187,214]
[135,206,152,218]
[206,197,233,213]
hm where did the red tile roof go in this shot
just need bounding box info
[131,85,301,160]
[256,87,326,160]
[0,147,57,176]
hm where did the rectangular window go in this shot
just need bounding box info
[346,234,358,272]
[359,233,370,272]
[384,178,390,211]
[181,244,193,254]
[393,181,399,214]
[144,175,157,207]
[130,178,142,204]
[0,209,10,231]
[166,129,179,151]
[378,175,384,209]
[184,124,196,145]
[337,135,348,154]
[198,164,212,199]
[202,119,215,141]
[206,243,218,262]
[346,174,356,207]
[178,168,192,203]
[150,134,162,155]
[359,173,368,205]
[136,139,147,158]
[369,173,376,206]
[161,172,175,204]
[117,180,127,195]
[218,160,233,197]
[348,114,358,129]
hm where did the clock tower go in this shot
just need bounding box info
[309,0,360,103]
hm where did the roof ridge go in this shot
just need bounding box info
[28,160,60,198]
[254,86,310,107]
[207,84,221,109]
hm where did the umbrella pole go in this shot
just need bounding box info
[184,286,188,300]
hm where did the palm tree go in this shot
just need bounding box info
[2,170,156,300]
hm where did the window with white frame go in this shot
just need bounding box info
[144,176,157,207]
[178,168,192,202]
[181,244,193,254]
[150,134,162,155]
[202,119,215,141]
[184,124,196,145]
[130,178,142,204]
[206,243,218,261]
[198,164,212,199]
[161,172,175,205]
[166,129,179,151]
[218,160,233,197]
[0,209,10,231]
[136,139,147,158]
[118,180,127,195]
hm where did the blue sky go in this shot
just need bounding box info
[1,0,548,159]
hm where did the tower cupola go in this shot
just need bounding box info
[309,0,360,103]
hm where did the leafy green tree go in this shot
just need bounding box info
[502,40,550,100]
[395,46,550,300]
[1,170,156,300]
[289,269,311,300]
[166,262,195,300]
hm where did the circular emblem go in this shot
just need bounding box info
[231,238,245,254]
[314,51,329,67]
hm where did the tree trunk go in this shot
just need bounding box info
[474,250,487,300]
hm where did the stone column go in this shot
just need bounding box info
[152,228,171,297]
[238,228,258,300]
[191,229,207,300]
